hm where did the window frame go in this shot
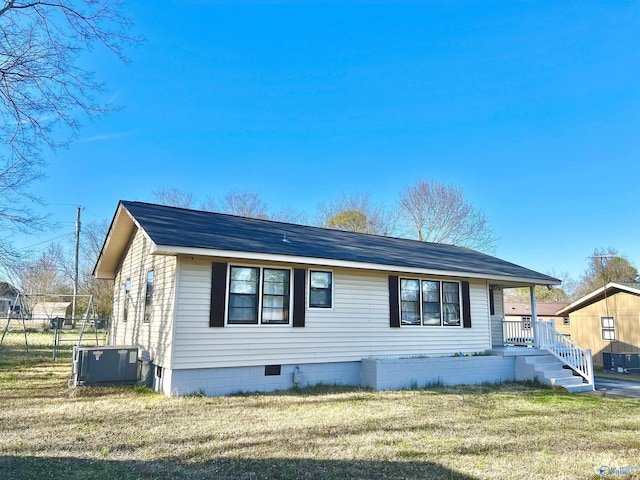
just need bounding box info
[261,267,291,325]
[399,277,463,327]
[123,277,131,323]
[308,270,334,310]
[143,270,154,324]
[226,265,293,326]
[522,316,532,330]
[601,316,616,341]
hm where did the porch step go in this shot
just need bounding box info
[515,353,593,392]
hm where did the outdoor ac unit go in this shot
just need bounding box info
[72,346,140,386]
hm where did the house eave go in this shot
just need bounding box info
[93,203,145,280]
[153,244,560,286]
[557,282,640,315]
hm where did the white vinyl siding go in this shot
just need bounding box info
[489,287,505,347]
[110,228,176,367]
[172,258,491,369]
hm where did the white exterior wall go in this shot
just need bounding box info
[110,228,177,367]
[171,257,492,370]
[490,288,505,347]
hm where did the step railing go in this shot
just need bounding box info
[538,321,594,388]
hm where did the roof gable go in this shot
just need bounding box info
[558,282,640,315]
[95,201,560,285]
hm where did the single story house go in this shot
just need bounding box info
[0,282,19,316]
[557,283,640,368]
[94,201,575,397]
[503,302,570,345]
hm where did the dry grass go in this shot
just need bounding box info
[1,352,639,479]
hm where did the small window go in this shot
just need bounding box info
[309,271,333,308]
[563,317,570,326]
[143,271,154,323]
[522,317,532,330]
[601,316,615,341]
[123,278,131,323]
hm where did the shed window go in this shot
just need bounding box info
[400,278,462,327]
[309,271,333,308]
[522,317,532,330]
[601,316,615,341]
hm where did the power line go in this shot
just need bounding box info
[17,232,75,251]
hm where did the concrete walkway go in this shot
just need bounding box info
[593,376,640,399]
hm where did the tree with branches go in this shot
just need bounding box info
[0,0,136,278]
[316,192,393,235]
[574,247,639,297]
[397,180,495,252]
[152,187,195,209]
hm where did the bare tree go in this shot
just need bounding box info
[17,244,71,314]
[78,220,113,317]
[316,193,393,235]
[152,187,195,209]
[220,190,268,219]
[269,207,309,225]
[0,1,136,278]
[397,180,495,252]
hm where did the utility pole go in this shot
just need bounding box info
[72,206,82,324]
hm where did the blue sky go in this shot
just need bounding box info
[15,1,640,283]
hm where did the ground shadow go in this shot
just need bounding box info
[0,455,479,480]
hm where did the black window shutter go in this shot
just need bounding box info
[210,262,227,327]
[293,268,306,327]
[462,281,472,328]
[389,275,400,328]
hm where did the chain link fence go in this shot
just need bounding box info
[0,317,110,362]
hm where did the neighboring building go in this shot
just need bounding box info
[557,283,640,367]
[503,302,570,345]
[94,201,565,397]
[30,302,72,327]
[0,282,19,316]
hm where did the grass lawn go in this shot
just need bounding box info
[1,351,639,480]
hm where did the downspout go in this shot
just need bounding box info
[530,286,538,348]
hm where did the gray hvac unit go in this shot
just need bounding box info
[72,345,140,386]
[602,352,640,374]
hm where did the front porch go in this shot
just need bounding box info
[489,285,595,392]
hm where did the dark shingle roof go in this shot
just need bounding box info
[120,201,558,284]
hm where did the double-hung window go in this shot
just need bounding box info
[262,268,290,324]
[228,266,291,325]
[601,316,615,341]
[400,278,461,326]
[309,271,332,308]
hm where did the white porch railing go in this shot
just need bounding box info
[502,318,534,346]
[538,321,594,387]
